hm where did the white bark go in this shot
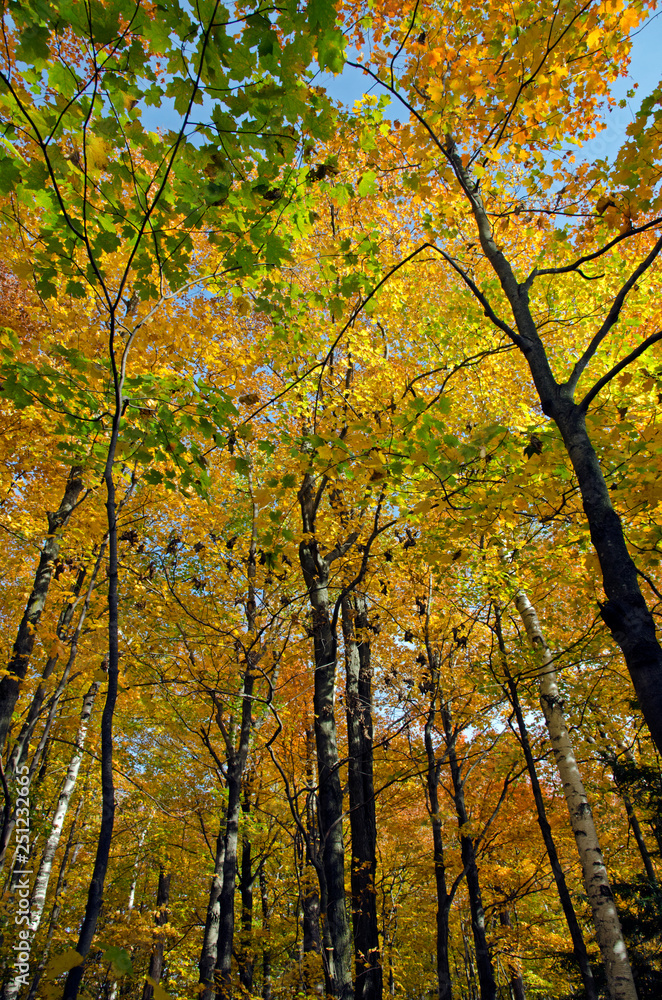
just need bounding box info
[3,680,100,1000]
[515,591,637,1000]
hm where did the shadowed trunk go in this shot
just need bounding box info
[498,910,525,1000]
[298,473,355,1000]
[441,703,496,1000]
[423,692,452,1000]
[342,594,382,1000]
[142,868,171,1000]
[259,868,272,1000]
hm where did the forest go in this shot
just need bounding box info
[0,1,661,999]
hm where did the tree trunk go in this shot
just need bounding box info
[299,730,325,998]
[0,544,106,874]
[63,398,123,1000]
[498,910,525,1000]
[3,679,100,1000]
[238,827,254,994]
[142,867,171,1000]
[494,604,599,999]
[440,704,496,1000]
[0,466,84,752]
[26,796,85,1000]
[341,594,382,1000]
[589,717,658,886]
[298,474,355,1000]
[199,826,226,1000]
[5,539,105,783]
[259,868,272,1000]
[515,590,638,1000]
[214,669,255,1000]
[423,697,452,1000]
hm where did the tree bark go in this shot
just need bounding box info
[26,796,85,1000]
[298,729,325,997]
[259,868,272,1000]
[501,671,599,999]
[341,594,382,1000]
[214,669,255,1000]
[3,679,100,1000]
[63,383,123,1000]
[142,867,171,1000]
[199,827,226,1000]
[440,703,497,1000]
[494,603,598,999]
[298,473,354,1000]
[0,465,84,752]
[238,822,254,994]
[515,590,638,1000]
[423,694,452,1000]
[0,543,106,874]
[589,718,658,886]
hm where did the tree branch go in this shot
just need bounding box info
[432,247,524,347]
[568,235,662,394]
[579,329,662,412]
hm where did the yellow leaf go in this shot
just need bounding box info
[45,949,84,978]
[49,637,67,659]
[146,977,171,1000]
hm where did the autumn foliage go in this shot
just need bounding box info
[1,1,662,999]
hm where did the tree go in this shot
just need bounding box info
[339,0,662,755]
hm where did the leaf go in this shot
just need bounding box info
[357,171,377,197]
[45,950,84,978]
[102,946,133,976]
[146,978,172,1000]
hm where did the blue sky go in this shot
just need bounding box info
[316,10,662,164]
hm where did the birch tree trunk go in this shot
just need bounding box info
[5,540,105,784]
[515,590,637,1000]
[494,605,599,1000]
[0,466,84,752]
[3,679,99,1000]
[0,543,106,873]
[26,796,85,1000]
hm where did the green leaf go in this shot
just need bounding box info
[102,946,133,976]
